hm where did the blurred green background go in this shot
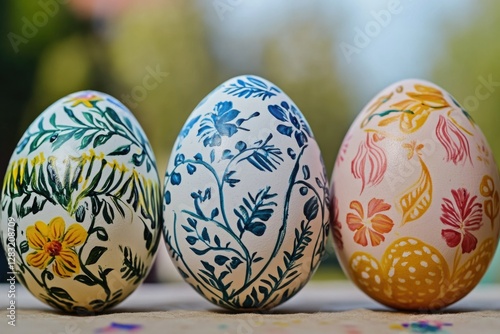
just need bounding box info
[1,0,500,283]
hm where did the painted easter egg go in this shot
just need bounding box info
[163,75,330,310]
[331,79,500,311]
[1,91,161,313]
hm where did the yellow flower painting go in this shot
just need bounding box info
[26,217,87,278]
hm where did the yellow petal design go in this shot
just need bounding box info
[399,156,432,225]
[414,84,442,95]
[63,224,87,247]
[54,249,80,278]
[48,217,65,241]
[26,225,47,250]
[26,250,51,269]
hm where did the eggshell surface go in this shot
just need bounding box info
[163,75,330,310]
[331,79,500,310]
[1,91,161,313]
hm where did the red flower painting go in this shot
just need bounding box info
[440,188,483,254]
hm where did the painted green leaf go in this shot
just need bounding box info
[49,287,74,301]
[20,240,29,254]
[94,227,108,241]
[74,275,97,286]
[85,246,107,265]
[93,133,112,148]
[109,145,131,156]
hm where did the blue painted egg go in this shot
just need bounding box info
[163,75,330,310]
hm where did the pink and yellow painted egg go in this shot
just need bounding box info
[331,79,500,311]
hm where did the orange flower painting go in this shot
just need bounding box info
[346,198,394,247]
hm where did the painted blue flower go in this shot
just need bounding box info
[198,101,258,147]
[268,101,311,147]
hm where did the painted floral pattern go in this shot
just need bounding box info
[1,91,161,313]
[435,115,472,165]
[26,217,87,278]
[346,198,394,247]
[198,101,259,147]
[440,188,483,254]
[351,133,387,193]
[269,101,312,148]
[332,79,500,310]
[164,76,329,311]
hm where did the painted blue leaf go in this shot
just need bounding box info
[187,218,197,228]
[211,208,219,219]
[247,222,266,236]
[254,257,263,263]
[259,286,269,296]
[243,295,253,308]
[230,257,243,269]
[287,148,296,159]
[214,255,229,266]
[247,76,267,88]
[235,141,247,152]
[174,154,185,166]
[186,163,196,175]
[227,179,240,187]
[182,225,194,233]
[268,105,287,121]
[302,165,310,180]
[277,124,293,137]
[171,172,181,185]
[210,150,215,163]
[186,236,197,245]
[290,114,300,129]
[201,260,215,273]
[214,235,221,247]
[295,131,307,147]
[304,196,319,221]
[222,149,233,160]
[280,101,289,110]
[201,227,210,242]
[194,153,203,161]
[190,247,210,255]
